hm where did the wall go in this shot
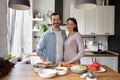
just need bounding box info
[32,0,55,23]
[0,0,8,58]
[108,0,120,73]
[63,0,75,24]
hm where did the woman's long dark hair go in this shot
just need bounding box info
[66,17,78,32]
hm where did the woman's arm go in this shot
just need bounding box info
[67,32,85,64]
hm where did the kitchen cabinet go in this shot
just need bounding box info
[85,8,97,35]
[70,5,115,35]
[96,6,115,35]
[80,56,118,72]
[70,4,85,35]
[70,4,86,35]
[95,57,118,72]
[80,57,93,64]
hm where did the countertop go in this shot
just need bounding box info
[1,64,120,80]
[30,50,119,57]
[84,51,119,57]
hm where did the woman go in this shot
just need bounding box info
[60,17,85,66]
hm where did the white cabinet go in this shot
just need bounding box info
[70,5,115,35]
[80,56,118,72]
[96,6,115,35]
[85,8,97,35]
[95,57,118,72]
[70,4,86,35]
[80,57,93,64]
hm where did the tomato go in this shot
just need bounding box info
[92,62,100,69]
[88,64,98,71]
[88,62,100,71]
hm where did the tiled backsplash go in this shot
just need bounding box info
[83,35,108,51]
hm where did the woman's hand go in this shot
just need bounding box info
[58,62,73,67]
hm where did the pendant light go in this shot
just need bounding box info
[75,0,97,9]
[8,0,30,10]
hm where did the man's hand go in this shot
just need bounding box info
[44,61,53,66]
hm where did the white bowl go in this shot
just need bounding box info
[38,69,57,78]
[33,68,42,73]
[70,65,87,73]
[55,67,68,75]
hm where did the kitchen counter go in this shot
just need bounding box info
[30,51,119,57]
[1,64,120,80]
[84,51,119,57]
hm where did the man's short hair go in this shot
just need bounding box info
[50,12,61,20]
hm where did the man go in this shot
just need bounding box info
[36,12,66,65]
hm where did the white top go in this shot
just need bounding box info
[54,31,63,64]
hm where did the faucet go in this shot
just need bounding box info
[98,43,103,51]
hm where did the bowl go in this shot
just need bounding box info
[55,67,68,75]
[38,69,57,78]
[33,64,46,72]
[33,68,43,73]
[70,65,87,73]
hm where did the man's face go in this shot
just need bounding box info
[51,15,61,28]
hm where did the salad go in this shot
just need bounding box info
[71,65,87,70]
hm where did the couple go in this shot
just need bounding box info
[36,12,84,66]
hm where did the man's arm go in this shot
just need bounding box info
[39,55,46,63]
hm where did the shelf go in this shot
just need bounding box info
[32,29,39,32]
[32,18,44,21]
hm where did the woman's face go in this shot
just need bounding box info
[66,20,76,32]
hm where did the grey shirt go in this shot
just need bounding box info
[64,32,85,64]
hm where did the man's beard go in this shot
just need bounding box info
[53,23,60,28]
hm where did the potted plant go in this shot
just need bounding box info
[46,10,53,23]
[39,24,48,35]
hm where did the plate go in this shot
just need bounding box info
[96,66,106,72]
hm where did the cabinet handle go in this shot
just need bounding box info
[105,33,110,35]
[90,33,95,34]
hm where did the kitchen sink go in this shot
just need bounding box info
[91,51,112,54]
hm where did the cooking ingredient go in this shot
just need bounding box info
[60,63,74,67]
[92,62,100,69]
[33,64,46,68]
[89,64,98,71]
[72,65,87,70]
[88,61,100,71]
